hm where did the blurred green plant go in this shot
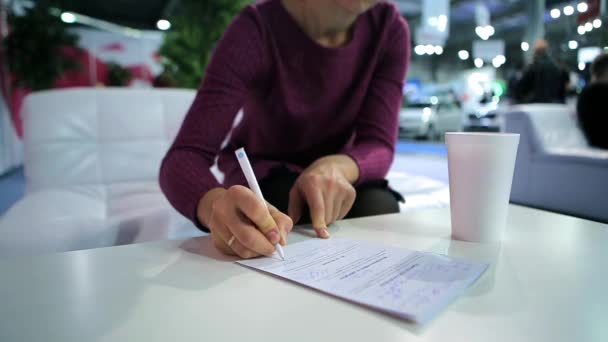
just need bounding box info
[159,0,248,89]
[4,0,80,90]
[106,62,131,86]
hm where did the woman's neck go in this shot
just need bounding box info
[281,0,358,48]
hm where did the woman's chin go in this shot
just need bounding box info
[334,0,377,15]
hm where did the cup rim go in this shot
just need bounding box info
[445,132,519,137]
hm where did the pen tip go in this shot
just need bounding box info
[277,244,285,260]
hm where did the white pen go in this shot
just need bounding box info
[235,147,286,261]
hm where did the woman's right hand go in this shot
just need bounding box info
[197,186,293,259]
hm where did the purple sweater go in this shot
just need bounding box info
[160,0,410,224]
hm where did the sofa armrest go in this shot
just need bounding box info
[504,111,543,155]
[534,150,608,167]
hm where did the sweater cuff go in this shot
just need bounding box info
[159,152,222,232]
[341,144,393,186]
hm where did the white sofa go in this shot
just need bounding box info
[0,88,449,258]
[0,88,205,258]
[504,104,608,223]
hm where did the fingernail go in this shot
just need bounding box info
[266,229,280,244]
[319,228,331,239]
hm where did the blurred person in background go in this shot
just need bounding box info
[506,62,524,104]
[160,0,410,258]
[555,59,572,104]
[517,40,569,104]
[577,53,608,149]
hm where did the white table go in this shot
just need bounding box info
[1,205,607,342]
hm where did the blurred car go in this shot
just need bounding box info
[463,92,502,132]
[399,96,463,140]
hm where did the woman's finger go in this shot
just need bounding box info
[301,182,330,238]
[331,193,343,224]
[228,185,280,245]
[224,212,276,257]
[211,221,258,258]
[228,236,261,259]
[338,188,356,220]
[211,231,234,255]
[323,188,336,227]
[288,187,304,224]
[268,203,293,246]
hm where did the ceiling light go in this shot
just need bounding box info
[593,19,602,28]
[415,45,425,56]
[458,50,470,60]
[585,22,593,32]
[579,62,586,71]
[577,2,588,13]
[474,58,484,68]
[424,44,435,55]
[475,25,494,41]
[568,40,578,50]
[563,5,575,16]
[434,46,444,55]
[492,55,506,68]
[60,12,76,24]
[550,9,561,19]
[156,19,171,31]
[578,25,587,35]
[521,42,529,52]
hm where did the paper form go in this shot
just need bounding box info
[237,238,488,324]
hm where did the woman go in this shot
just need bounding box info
[160,0,410,258]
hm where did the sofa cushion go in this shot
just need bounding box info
[22,88,196,192]
[509,104,587,154]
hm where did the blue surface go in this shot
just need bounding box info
[0,167,25,216]
[395,141,447,156]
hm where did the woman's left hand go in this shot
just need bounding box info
[288,155,359,238]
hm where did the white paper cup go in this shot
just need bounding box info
[446,132,520,243]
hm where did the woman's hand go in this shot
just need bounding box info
[288,155,359,238]
[198,186,293,258]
